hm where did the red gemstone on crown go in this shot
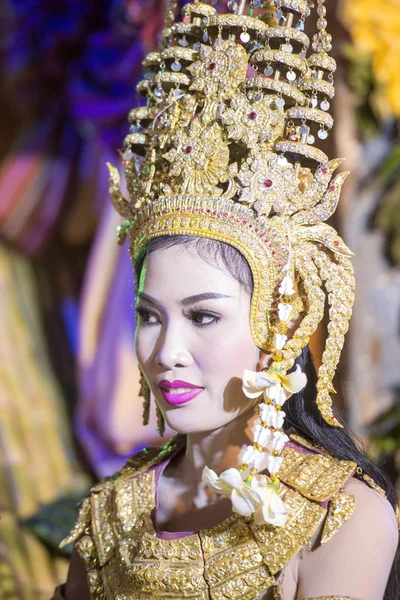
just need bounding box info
[334,240,339,247]
[185,146,192,153]
[264,179,273,188]
[329,185,336,191]
[208,62,216,70]
[248,111,257,120]
[322,167,328,174]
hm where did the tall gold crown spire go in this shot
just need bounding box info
[108,0,355,428]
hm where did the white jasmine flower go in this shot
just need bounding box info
[201,466,261,516]
[202,470,291,526]
[278,365,308,395]
[279,275,296,296]
[278,302,293,322]
[242,370,280,399]
[267,454,283,474]
[260,403,286,428]
[253,481,291,526]
[201,465,234,494]
[267,430,289,453]
[274,333,287,350]
[242,445,267,470]
[267,382,287,404]
[243,365,307,402]
[253,423,273,447]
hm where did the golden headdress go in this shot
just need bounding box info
[109,0,354,431]
[108,0,355,526]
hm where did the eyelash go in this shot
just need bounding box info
[184,307,221,327]
[134,307,156,326]
[134,307,221,328]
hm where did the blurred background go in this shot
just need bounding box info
[0,0,399,597]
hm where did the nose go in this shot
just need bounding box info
[155,323,193,370]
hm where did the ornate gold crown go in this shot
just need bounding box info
[108,0,355,427]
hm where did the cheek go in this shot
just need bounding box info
[135,327,156,367]
[197,324,259,386]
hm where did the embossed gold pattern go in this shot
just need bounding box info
[362,473,387,498]
[250,484,326,575]
[321,490,356,545]
[61,438,358,599]
[59,496,91,548]
[279,447,356,502]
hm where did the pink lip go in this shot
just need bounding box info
[159,380,204,406]
[159,380,203,389]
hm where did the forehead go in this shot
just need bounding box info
[138,244,242,298]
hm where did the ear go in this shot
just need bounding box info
[257,312,303,371]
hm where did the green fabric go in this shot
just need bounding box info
[23,493,90,557]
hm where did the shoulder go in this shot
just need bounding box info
[343,476,399,549]
[269,437,399,597]
[307,477,399,578]
[297,478,399,599]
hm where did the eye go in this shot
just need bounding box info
[185,308,221,327]
[134,306,160,326]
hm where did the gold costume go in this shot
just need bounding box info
[59,435,357,599]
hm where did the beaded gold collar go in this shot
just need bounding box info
[61,436,357,599]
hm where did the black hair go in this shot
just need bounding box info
[135,235,400,598]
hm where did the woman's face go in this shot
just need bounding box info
[135,243,262,434]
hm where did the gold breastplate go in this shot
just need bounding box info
[61,436,357,600]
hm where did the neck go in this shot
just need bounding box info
[174,405,259,506]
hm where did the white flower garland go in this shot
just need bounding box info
[201,269,307,526]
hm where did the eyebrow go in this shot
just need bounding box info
[137,292,233,307]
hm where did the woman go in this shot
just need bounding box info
[54,0,400,598]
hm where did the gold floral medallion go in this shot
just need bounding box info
[221,92,285,148]
[163,119,229,195]
[237,153,297,216]
[188,37,248,100]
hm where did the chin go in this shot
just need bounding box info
[162,405,234,435]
